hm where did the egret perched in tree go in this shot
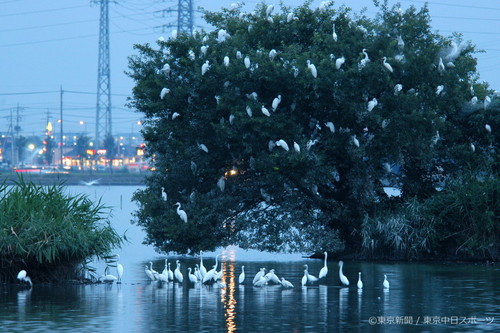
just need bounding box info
[383,274,390,289]
[470,143,475,152]
[276,139,289,151]
[307,139,317,151]
[339,261,349,286]
[382,57,393,72]
[438,57,445,72]
[269,49,277,60]
[236,50,242,59]
[367,98,378,112]
[161,187,167,201]
[217,29,228,42]
[436,85,444,95]
[394,84,403,95]
[17,270,33,288]
[306,60,317,78]
[200,45,208,56]
[261,105,271,117]
[332,23,338,41]
[470,96,478,104]
[272,95,281,111]
[325,122,335,133]
[174,202,188,223]
[201,60,210,75]
[359,49,370,71]
[217,176,225,192]
[293,142,300,153]
[174,260,183,283]
[266,4,274,17]
[352,136,360,147]
[357,272,363,289]
[485,124,492,133]
[188,50,195,60]
[160,88,170,99]
[246,105,253,117]
[484,96,491,109]
[172,112,180,120]
[198,143,209,153]
[223,56,230,67]
[319,251,328,279]
[162,63,171,76]
[281,277,294,288]
[397,35,405,51]
[244,56,251,69]
[336,56,345,70]
[239,266,245,284]
[171,29,178,39]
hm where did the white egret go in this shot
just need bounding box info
[397,35,405,51]
[438,57,445,72]
[382,57,393,72]
[276,139,289,151]
[336,56,345,70]
[229,114,235,125]
[200,45,208,56]
[318,251,328,279]
[248,91,258,100]
[174,260,183,283]
[470,143,475,152]
[236,50,242,59]
[217,176,225,192]
[217,29,228,42]
[198,143,209,153]
[199,251,207,279]
[265,269,281,284]
[162,63,171,76]
[203,265,217,283]
[145,264,156,281]
[17,270,33,288]
[332,23,338,42]
[292,66,299,78]
[394,84,403,95]
[301,269,308,287]
[306,60,317,78]
[357,272,363,289]
[269,49,277,60]
[254,275,270,287]
[174,202,188,223]
[338,261,349,286]
[201,60,210,75]
[223,56,230,67]
[239,266,245,284]
[485,124,492,133]
[359,49,369,70]
[293,142,300,153]
[261,105,271,117]
[367,98,378,112]
[157,272,169,283]
[436,85,444,95]
[194,265,202,281]
[117,261,124,284]
[167,262,174,281]
[352,135,360,148]
[383,274,390,289]
[325,122,335,133]
[171,29,178,39]
[246,105,253,117]
[281,277,294,288]
[272,95,281,111]
[162,259,168,275]
[304,264,319,284]
[160,88,170,99]
[470,96,478,104]
[287,12,293,22]
[484,96,491,109]
[188,267,198,283]
[383,162,392,173]
[172,112,180,120]
[188,50,195,60]
[266,4,274,17]
[244,56,251,69]
[253,268,266,284]
[100,266,118,283]
[306,139,317,151]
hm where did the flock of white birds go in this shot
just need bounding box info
[155,3,495,225]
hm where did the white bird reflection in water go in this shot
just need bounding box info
[220,248,237,333]
[339,287,349,322]
[17,289,31,322]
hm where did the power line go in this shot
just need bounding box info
[0,5,89,18]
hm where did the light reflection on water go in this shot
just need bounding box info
[0,186,498,332]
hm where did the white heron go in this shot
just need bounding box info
[353,273,361,291]
[162,63,171,76]
[336,56,345,70]
[246,105,253,117]
[367,98,378,112]
[261,105,271,117]
[485,124,492,133]
[17,270,33,288]
[382,57,393,72]
[293,142,300,153]
[167,262,174,281]
[484,96,491,109]
[266,4,274,17]
[145,264,156,281]
[200,45,209,56]
[194,266,202,281]
[171,112,180,120]
[160,88,170,99]
[265,269,281,284]
[199,251,207,279]
[217,176,225,192]
[236,50,242,59]
[325,122,335,133]
[471,96,478,104]
[174,260,183,283]
[397,35,405,51]
[229,114,235,125]
[438,57,445,72]
[244,56,251,69]
[272,95,281,111]
[352,135,360,148]
[307,60,317,78]
[306,139,317,151]
[394,84,403,95]
[203,265,217,283]
[188,50,195,60]
[276,139,289,151]
[201,60,210,75]
[269,49,277,60]
[318,251,328,279]
[383,274,390,289]
[436,85,444,95]
[304,264,319,284]
[198,143,209,153]
[470,143,475,152]
[281,277,294,288]
[359,49,369,70]
[188,267,198,283]
[174,202,188,223]
[239,266,245,284]
[254,275,270,287]
[80,179,101,186]
[332,23,338,42]
[301,269,308,287]
[339,260,349,286]
[223,56,230,67]
[117,258,124,284]
[100,266,118,283]
[253,268,266,284]
[162,259,168,275]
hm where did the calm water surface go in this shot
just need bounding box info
[1,186,498,332]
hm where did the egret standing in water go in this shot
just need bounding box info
[174,260,184,283]
[239,266,246,284]
[357,272,363,289]
[319,251,328,279]
[17,270,33,288]
[383,274,390,289]
[339,261,349,286]
[116,256,124,284]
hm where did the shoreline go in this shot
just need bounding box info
[0,172,147,186]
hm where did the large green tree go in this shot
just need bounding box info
[127,1,497,255]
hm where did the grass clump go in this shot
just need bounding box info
[0,178,124,283]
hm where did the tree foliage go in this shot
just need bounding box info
[128,1,497,256]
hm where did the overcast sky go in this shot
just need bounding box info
[1,0,499,137]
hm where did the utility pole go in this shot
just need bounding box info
[60,86,64,167]
[14,104,22,166]
[94,0,112,147]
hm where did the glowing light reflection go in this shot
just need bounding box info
[220,248,237,333]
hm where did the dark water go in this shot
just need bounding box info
[1,186,498,332]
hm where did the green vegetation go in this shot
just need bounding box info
[0,178,124,283]
[128,1,498,259]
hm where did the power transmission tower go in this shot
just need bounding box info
[94,0,112,146]
[156,0,194,35]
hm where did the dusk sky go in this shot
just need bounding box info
[1,0,499,137]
